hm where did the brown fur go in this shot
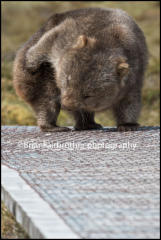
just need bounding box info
[13,8,148,131]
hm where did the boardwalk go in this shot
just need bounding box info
[2,126,160,239]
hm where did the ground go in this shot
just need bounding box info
[1,1,160,238]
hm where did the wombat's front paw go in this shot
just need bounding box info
[74,123,102,131]
[40,126,71,132]
[117,123,140,132]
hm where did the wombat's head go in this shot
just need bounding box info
[56,35,129,112]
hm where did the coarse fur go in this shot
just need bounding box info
[13,8,148,131]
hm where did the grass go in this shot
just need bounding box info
[1,201,29,239]
[1,1,160,238]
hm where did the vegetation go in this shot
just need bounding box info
[1,1,160,238]
[1,201,29,239]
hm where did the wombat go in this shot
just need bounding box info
[13,8,148,132]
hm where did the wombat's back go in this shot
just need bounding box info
[14,7,148,53]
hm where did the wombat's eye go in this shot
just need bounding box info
[84,96,92,99]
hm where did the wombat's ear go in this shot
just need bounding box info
[116,60,129,87]
[117,62,129,76]
[73,35,96,49]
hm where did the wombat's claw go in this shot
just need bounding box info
[40,126,71,132]
[74,123,103,131]
[117,123,139,132]
[89,123,103,130]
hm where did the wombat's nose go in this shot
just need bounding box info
[61,96,75,110]
[61,90,79,110]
